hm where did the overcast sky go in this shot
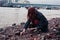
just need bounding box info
[27,0,60,5]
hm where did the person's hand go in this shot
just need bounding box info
[27,28,37,31]
[20,29,26,35]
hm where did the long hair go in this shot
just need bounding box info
[27,7,37,19]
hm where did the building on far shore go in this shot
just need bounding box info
[5,0,30,4]
[0,0,30,7]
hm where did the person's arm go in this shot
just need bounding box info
[20,19,30,35]
[24,19,30,30]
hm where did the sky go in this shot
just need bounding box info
[27,0,60,5]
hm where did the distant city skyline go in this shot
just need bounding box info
[6,0,30,4]
[0,0,60,5]
[27,0,60,5]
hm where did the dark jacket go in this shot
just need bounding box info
[24,12,48,32]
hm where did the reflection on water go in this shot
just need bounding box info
[0,7,60,28]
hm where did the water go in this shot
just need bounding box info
[0,7,60,28]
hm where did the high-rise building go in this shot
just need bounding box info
[5,0,30,4]
[23,0,30,4]
[11,0,15,3]
[15,0,30,4]
[0,0,8,6]
[1,0,30,4]
[15,0,19,2]
[18,0,26,3]
[8,0,12,3]
[4,0,15,3]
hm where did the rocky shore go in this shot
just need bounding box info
[0,18,60,40]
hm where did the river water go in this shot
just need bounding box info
[0,7,60,28]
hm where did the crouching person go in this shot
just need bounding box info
[20,7,48,40]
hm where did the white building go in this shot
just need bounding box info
[8,0,15,3]
[8,0,30,4]
[18,0,26,3]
